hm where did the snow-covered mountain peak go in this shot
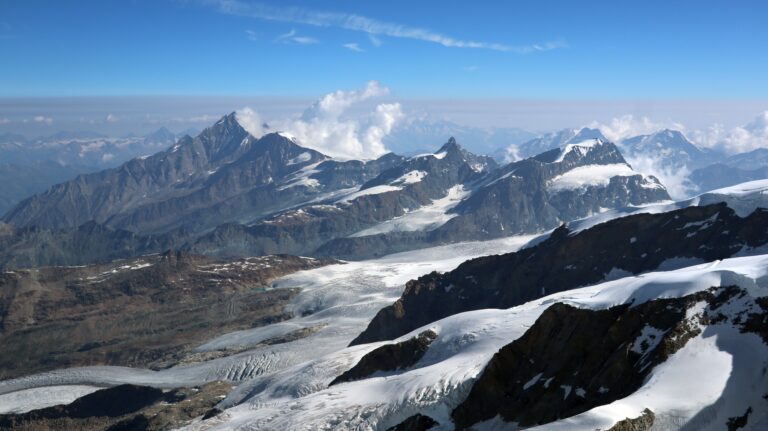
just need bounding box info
[506,127,608,161]
[553,138,604,163]
[620,128,711,163]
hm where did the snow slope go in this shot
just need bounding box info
[182,255,768,430]
[350,185,469,237]
[0,234,538,414]
[547,163,638,191]
[568,178,768,234]
[3,180,768,429]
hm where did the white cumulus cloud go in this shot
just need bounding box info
[236,81,402,160]
[691,111,768,153]
[623,154,695,200]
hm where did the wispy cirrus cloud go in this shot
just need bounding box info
[245,29,258,41]
[343,42,363,52]
[368,34,382,47]
[203,0,565,53]
[275,28,318,45]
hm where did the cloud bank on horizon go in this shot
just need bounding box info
[236,81,402,160]
[588,112,768,154]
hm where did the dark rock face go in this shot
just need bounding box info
[0,221,185,269]
[0,381,230,431]
[205,138,668,261]
[433,139,667,241]
[315,139,668,260]
[191,138,496,258]
[329,330,437,386]
[3,116,671,267]
[2,113,407,238]
[0,252,333,379]
[451,285,765,429]
[727,407,753,431]
[4,116,671,265]
[4,113,255,230]
[351,203,768,346]
[0,384,164,428]
[386,414,439,431]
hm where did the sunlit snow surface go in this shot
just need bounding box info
[568,178,768,234]
[3,181,768,429]
[191,255,768,431]
[350,185,469,237]
[0,235,537,414]
[547,163,637,191]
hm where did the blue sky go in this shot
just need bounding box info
[1,0,767,99]
[1,0,767,143]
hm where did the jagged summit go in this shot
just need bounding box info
[570,127,606,142]
[435,136,466,157]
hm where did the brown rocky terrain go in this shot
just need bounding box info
[0,251,333,380]
[607,409,655,431]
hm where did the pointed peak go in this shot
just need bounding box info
[202,112,248,137]
[572,127,607,142]
[257,131,299,144]
[438,136,463,153]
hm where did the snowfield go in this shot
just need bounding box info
[568,178,768,234]
[0,234,538,415]
[547,163,638,191]
[350,185,469,237]
[2,181,768,429]
[552,139,602,163]
[181,255,768,431]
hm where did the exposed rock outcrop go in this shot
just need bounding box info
[386,414,439,431]
[451,285,765,429]
[352,203,768,345]
[329,330,437,386]
[0,381,230,430]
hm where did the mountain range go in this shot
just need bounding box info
[1,113,669,266]
[3,179,768,430]
[1,111,768,429]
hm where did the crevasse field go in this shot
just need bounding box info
[3,181,768,430]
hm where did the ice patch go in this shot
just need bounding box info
[287,152,312,165]
[350,185,469,237]
[547,164,638,192]
[391,170,427,185]
[552,139,602,163]
[336,184,402,203]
